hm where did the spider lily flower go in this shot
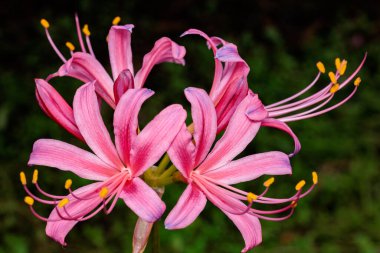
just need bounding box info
[181,29,250,133]
[164,88,316,252]
[264,55,366,122]
[40,16,186,108]
[23,82,186,245]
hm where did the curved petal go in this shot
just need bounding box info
[185,87,217,167]
[119,177,165,222]
[46,182,103,246]
[35,79,83,141]
[261,118,301,157]
[134,37,186,88]
[204,151,292,185]
[114,88,154,167]
[113,69,134,104]
[74,82,123,169]
[167,124,195,178]
[28,139,117,181]
[197,93,264,174]
[165,184,207,229]
[108,24,135,80]
[57,52,115,108]
[130,104,187,176]
[222,211,262,253]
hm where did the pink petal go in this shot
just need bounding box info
[185,87,217,167]
[222,211,262,253]
[134,37,186,88]
[113,69,134,105]
[261,118,301,157]
[197,93,264,174]
[108,25,135,80]
[165,183,207,229]
[28,139,117,181]
[204,151,291,184]
[56,52,115,108]
[35,79,83,141]
[119,177,165,222]
[73,82,123,169]
[130,104,187,176]
[167,124,195,178]
[46,182,103,246]
[114,88,154,167]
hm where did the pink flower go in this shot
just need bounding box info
[40,16,186,108]
[164,88,316,252]
[23,82,186,245]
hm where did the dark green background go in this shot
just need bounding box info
[1,1,379,252]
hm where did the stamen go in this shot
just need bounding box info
[20,171,27,185]
[247,192,258,203]
[295,180,306,191]
[24,196,34,206]
[40,19,50,29]
[335,58,341,71]
[263,177,275,187]
[291,201,297,208]
[82,24,96,57]
[65,42,75,52]
[339,60,347,75]
[354,77,361,86]
[64,179,72,190]
[316,61,325,73]
[82,24,91,36]
[99,187,108,199]
[75,14,87,53]
[312,171,318,184]
[329,83,340,94]
[58,198,69,208]
[112,16,121,25]
[32,169,38,184]
[328,71,338,84]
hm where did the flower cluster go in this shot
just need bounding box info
[21,15,365,252]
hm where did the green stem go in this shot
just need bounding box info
[159,164,177,179]
[156,154,171,175]
[152,222,160,253]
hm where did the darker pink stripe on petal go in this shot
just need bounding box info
[114,88,154,167]
[28,139,117,181]
[108,25,135,80]
[113,69,134,105]
[73,82,123,169]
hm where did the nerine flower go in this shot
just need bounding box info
[164,87,316,252]
[39,16,186,108]
[21,82,186,245]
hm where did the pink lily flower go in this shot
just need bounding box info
[23,82,186,245]
[40,16,186,108]
[164,87,316,252]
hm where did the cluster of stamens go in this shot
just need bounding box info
[192,171,318,221]
[265,56,365,122]
[20,169,129,222]
[39,15,121,63]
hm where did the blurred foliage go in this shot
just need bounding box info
[1,0,379,252]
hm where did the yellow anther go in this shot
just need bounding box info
[339,60,347,75]
[354,77,361,87]
[24,196,34,206]
[65,42,75,51]
[330,83,340,94]
[32,169,38,184]
[316,61,325,73]
[58,198,69,208]
[247,192,258,203]
[40,19,50,29]
[291,201,298,208]
[335,58,341,71]
[64,179,72,190]
[328,72,337,84]
[263,177,275,187]
[312,171,318,184]
[112,16,121,25]
[82,24,91,36]
[295,180,306,191]
[20,171,27,185]
[99,187,109,199]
